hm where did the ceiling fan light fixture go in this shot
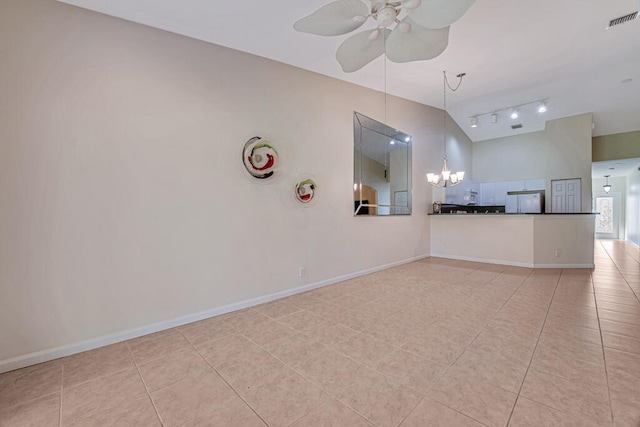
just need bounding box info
[376,6,398,27]
[403,0,422,9]
[398,21,412,32]
[295,0,477,71]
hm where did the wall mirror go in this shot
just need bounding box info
[354,112,412,216]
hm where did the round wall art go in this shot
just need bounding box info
[295,178,317,204]
[242,136,278,179]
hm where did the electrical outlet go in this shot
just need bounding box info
[299,267,305,277]
[555,250,561,258]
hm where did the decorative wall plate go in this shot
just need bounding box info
[295,178,317,204]
[242,136,278,179]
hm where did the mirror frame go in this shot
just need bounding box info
[354,112,412,216]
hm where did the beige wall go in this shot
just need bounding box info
[0,0,472,368]
[472,114,593,212]
[593,130,640,162]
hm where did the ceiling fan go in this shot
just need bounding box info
[294,0,475,72]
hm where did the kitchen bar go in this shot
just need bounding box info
[430,213,597,268]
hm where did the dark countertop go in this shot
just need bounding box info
[431,203,597,215]
[429,212,599,216]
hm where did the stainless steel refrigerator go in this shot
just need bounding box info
[505,192,544,213]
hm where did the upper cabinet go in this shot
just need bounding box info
[481,179,545,206]
[507,179,545,192]
[480,181,509,205]
[525,179,546,191]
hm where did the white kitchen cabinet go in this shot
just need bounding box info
[507,180,525,192]
[494,181,508,205]
[480,182,494,205]
[525,179,545,191]
[481,182,508,206]
[507,179,545,192]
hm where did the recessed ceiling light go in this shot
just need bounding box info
[470,116,478,128]
[510,108,519,119]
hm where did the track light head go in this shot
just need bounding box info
[537,101,548,113]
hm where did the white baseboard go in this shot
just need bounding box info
[429,253,534,268]
[429,253,595,269]
[0,254,428,374]
[534,263,595,268]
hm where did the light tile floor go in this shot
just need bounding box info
[1,240,640,426]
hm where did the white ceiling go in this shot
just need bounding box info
[593,157,640,178]
[58,0,640,142]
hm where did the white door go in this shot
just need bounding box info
[565,179,581,213]
[552,178,581,213]
[552,180,566,212]
[594,193,620,239]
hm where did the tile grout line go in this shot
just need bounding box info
[598,240,640,304]
[593,240,636,426]
[216,297,481,426]
[178,328,272,427]
[504,268,562,426]
[125,341,166,427]
[397,268,529,427]
[593,288,616,425]
[58,363,64,427]
[212,323,381,426]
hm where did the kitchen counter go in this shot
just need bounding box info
[430,214,596,268]
[429,212,598,215]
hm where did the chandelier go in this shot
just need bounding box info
[427,71,465,187]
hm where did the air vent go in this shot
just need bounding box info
[511,124,523,130]
[607,11,639,28]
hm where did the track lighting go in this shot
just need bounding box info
[468,99,549,128]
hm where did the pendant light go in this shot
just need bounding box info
[427,71,465,187]
[603,175,612,193]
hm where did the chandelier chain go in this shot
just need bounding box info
[441,71,465,159]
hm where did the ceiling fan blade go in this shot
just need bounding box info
[386,19,449,63]
[407,0,475,29]
[294,0,369,36]
[336,29,391,72]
